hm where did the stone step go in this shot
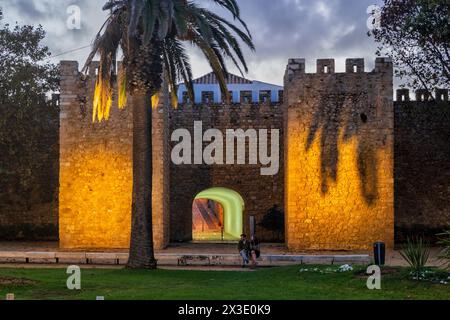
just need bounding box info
[0,251,370,266]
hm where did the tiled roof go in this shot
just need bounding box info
[193,72,253,85]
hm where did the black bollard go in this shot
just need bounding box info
[373,242,386,266]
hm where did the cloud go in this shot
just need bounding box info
[1,0,106,63]
[1,0,384,85]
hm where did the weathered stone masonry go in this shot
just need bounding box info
[2,58,448,249]
[57,58,398,250]
[394,89,450,242]
[58,61,170,249]
[169,103,286,242]
[0,97,59,240]
[285,58,395,250]
[58,61,285,248]
[42,59,450,249]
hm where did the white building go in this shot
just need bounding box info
[177,72,284,104]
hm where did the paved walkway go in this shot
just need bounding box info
[0,241,367,254]
[0,242,445,267]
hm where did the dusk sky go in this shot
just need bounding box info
[1,0,385,85]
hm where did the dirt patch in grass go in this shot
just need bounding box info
[0,276,38,286]
[354,267,401,279]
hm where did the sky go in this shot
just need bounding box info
[1,0,385,86]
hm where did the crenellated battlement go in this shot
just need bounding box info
[396,88,449,102]
[285,57,393,83]
[61,60,285,108]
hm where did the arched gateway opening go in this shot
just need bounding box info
[192,187,244,241]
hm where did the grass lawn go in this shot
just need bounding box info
[0,265,449,300]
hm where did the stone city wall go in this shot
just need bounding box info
[3,58,448,250]
[394,89,450,242]
[169,102,286,242]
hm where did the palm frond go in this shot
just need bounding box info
[84,0,254,122]
[151,93,160,109]
[193,36,230,102]
[162,43,179,108]
[186,3,254,86]
[128,0,145,38]
[118,63,127,108]
[208,0,251,36]
[163,38,195,104]
[88,8,123,121]
[93,76,113,122]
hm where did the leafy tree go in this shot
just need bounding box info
[369,0,450,94]
[86,0,254,269]
[0,10,59,212]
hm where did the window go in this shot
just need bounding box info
[202,91,214,104]
[240,91,252,104]
[259,90,271,103]
[182,91,191,104]
[323,66,329,74]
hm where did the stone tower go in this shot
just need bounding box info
[58,61,170,250]
[284,58,395,250]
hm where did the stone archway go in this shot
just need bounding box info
[192,187,245,241]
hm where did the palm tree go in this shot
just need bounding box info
[83,0,254,269]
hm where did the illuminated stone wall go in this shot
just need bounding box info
[284,58,395,250]
[59,61,170,250]
[169,103,286,242]
[56,58,448,251]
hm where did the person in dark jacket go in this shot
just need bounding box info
[238,234,250,268]
[250,235,261,268]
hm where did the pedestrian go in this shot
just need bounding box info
[250,235,261,268]
[238,234,250,268]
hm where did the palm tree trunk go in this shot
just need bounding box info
[126,90,157,269]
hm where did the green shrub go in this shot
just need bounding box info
[437,230,450,269]
[400,237,430,279]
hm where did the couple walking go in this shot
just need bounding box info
[238,234,260,268]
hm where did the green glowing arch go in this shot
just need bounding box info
[194,187,245,240]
